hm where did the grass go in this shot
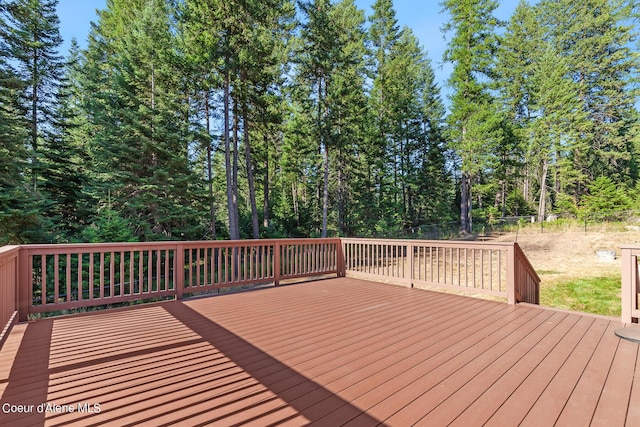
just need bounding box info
[540,274,621,317]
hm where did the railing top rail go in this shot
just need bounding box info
[19,238,341,253]
[0,245,20,256]
[340,237,517,249]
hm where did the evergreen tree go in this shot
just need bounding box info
[4,0,64,190]
[0,3,45,243]
[367,0,401,230]
[542,0,637,192]
[85,0,201,241]
[42,39,94,241]
[442,0,502,233]
[296,0,341,237]
[325,0,368,236]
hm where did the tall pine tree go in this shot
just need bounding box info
[442,0,502,233]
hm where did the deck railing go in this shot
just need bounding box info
[0,238,542,338]
[15,239,341,322]
[341,238,540,305]
[621,246,640,323]
[0,246,19,348]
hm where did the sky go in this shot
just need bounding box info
[56,0,523,99]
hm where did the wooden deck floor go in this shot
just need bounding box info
[0,277,638,426]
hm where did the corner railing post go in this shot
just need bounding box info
[621,247,634,324]
[506,244,516,305]
[175,243,184,301]
[274,241,281,286]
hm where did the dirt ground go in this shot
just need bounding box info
[492,228,640,287]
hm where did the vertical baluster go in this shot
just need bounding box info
[489,250,493,291]
[100,252,105,299]
[250,246,255,280]
[148,250,153,294]
[158,248,163,292]
[129,251,135,294]
[164,249,170,291]
[138,251,144,293]
[244,245,249,281]
[65,253,71,302]
[78,253,83,301]
[89,253,94,300]
[203,247,208,287]
[449,248,454,285]
[41,255,47,305]
[53,254,59,304]
[457,248,461,287]
[120,251,125,296]
[473,249,477,289]
[498,250,503,291]
[481,249,485,290]
[109,251,115,297]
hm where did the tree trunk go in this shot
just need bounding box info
[263,133,270,229]
[322,143,329,238]
[205,93,216,239]
[337,148,345,236]
[223,70,237,240]
[292,182,299,227]
[460,171,471,233]
[31,47,38,190]
[538,158,549,222]
[243,109,260,239]
[232,101,240,240]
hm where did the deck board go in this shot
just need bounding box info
[0,277,638,426]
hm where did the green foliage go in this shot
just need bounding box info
[580,176,631,214]
[82,206,137,243]
[553,193,577,215]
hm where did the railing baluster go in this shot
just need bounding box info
[41,255,47,306]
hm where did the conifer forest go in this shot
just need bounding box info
[1,0,639,244]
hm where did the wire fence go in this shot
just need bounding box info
[366,210,640,240]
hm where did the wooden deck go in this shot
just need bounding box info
[0,277,638,426]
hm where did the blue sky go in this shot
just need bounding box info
[56,0,522,98]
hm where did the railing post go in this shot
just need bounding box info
[274,241,281,286]
[17,248,30,322]
[337,239,345,277]
[408,242,414,288]
[506,245,516,305]
[175,244,184,300]
[621,248,634,324]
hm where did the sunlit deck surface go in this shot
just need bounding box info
[1,277,639,426]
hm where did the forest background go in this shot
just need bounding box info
[0,0,639,244]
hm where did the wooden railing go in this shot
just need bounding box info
[16,239,341,322]
[341,238,540,305]
[621,246,640,323]
[0,246,19,348]
[0,237,543,340]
